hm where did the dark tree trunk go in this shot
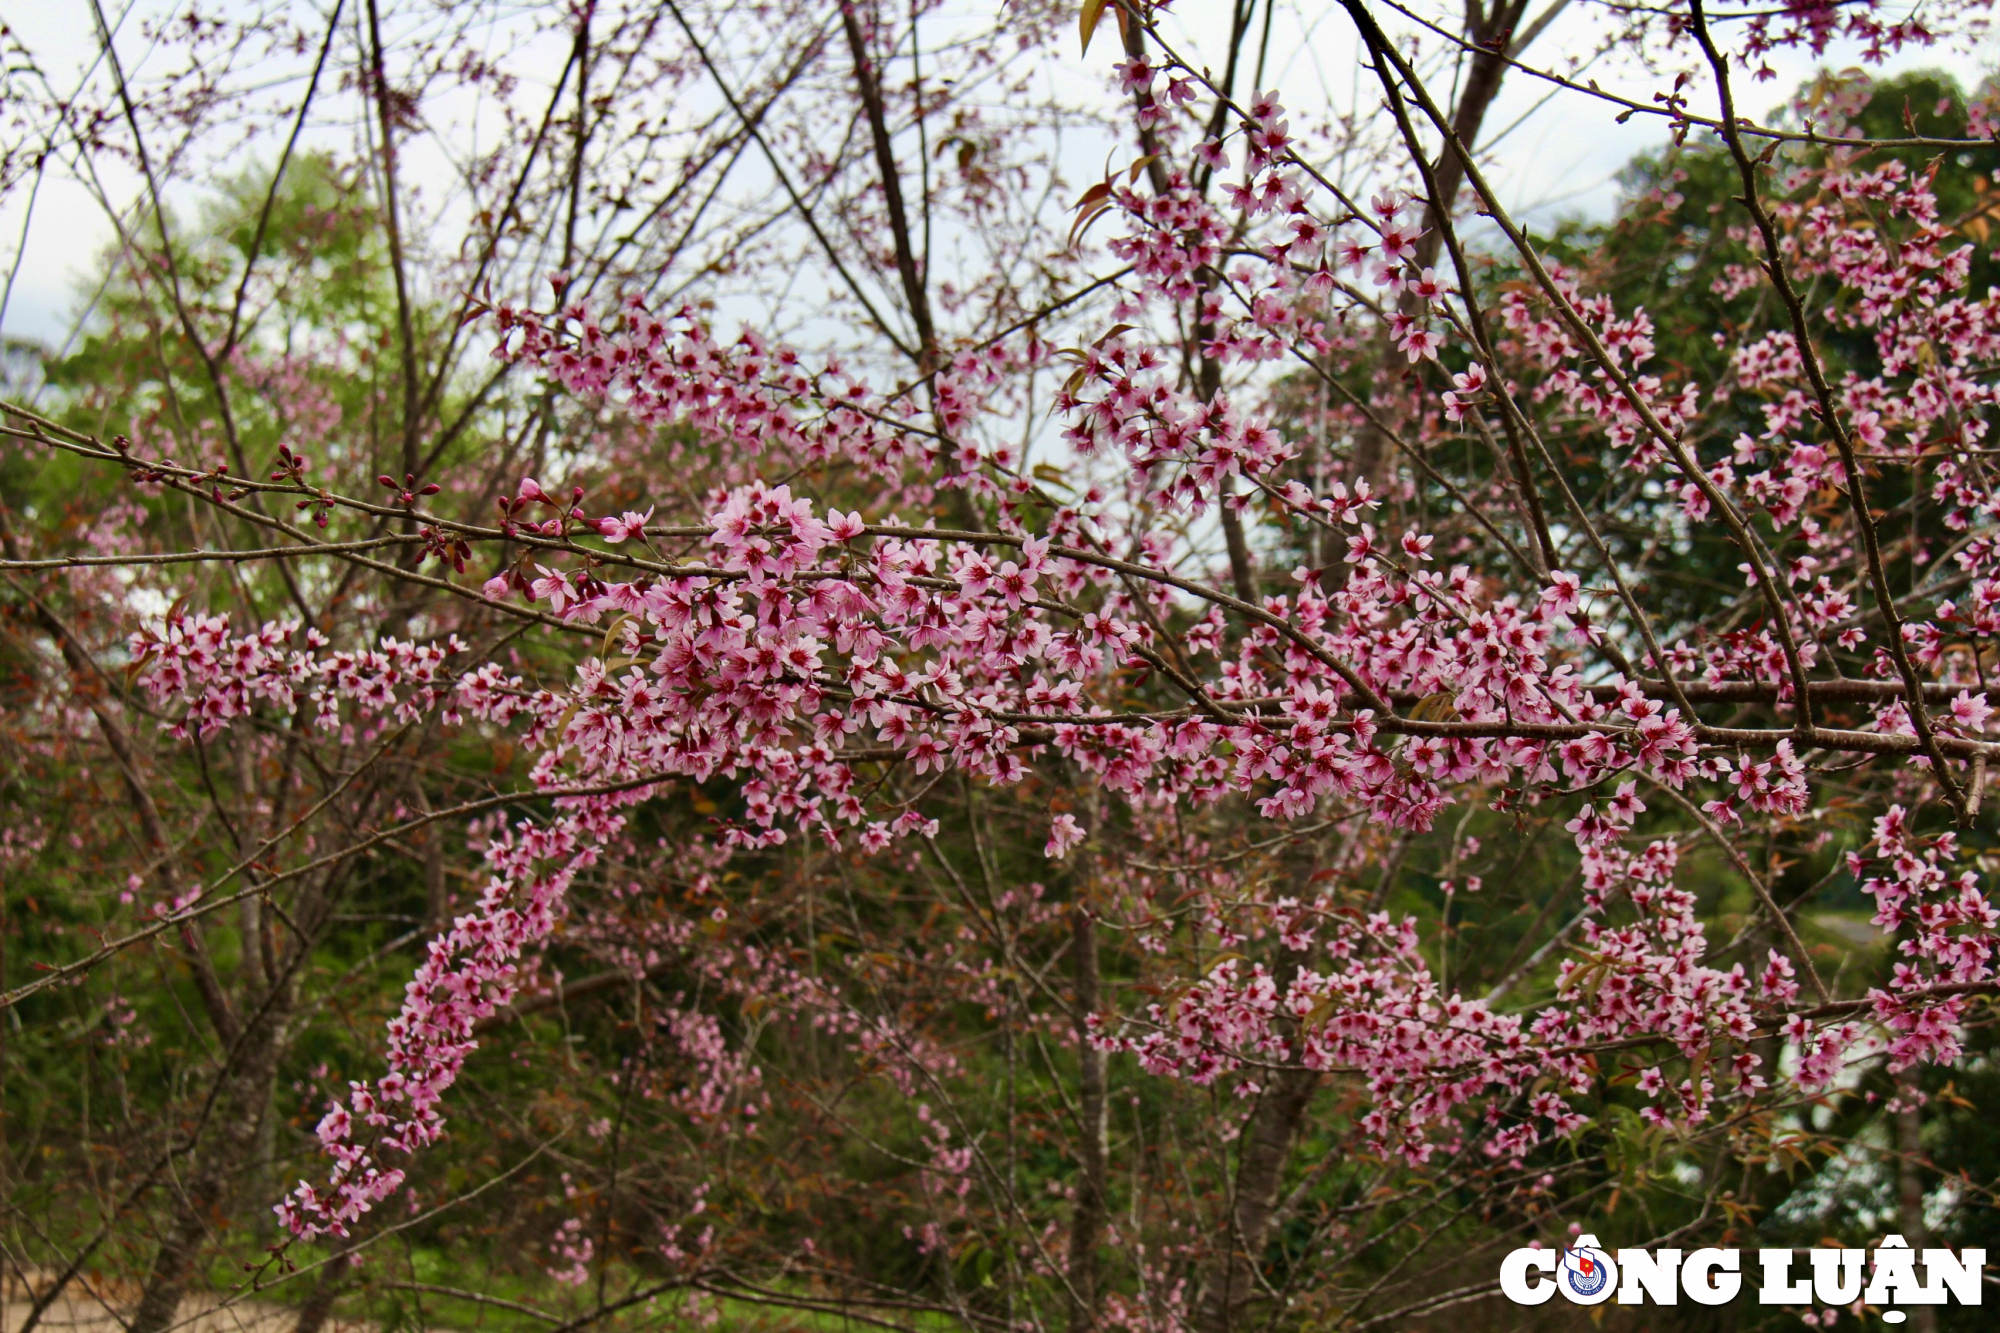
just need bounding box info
[1191,1061,1319,1333]
[291,1247,356,1333]
[1354,0,1531,492]
[1192,940,1320,1333]
[1067,908,1110,1333]
[128,1004,289,1333]
[1897,1069,1938,1333]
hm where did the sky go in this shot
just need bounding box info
[1,0,1994,354]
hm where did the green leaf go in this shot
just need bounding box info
[1079,0,1107,55]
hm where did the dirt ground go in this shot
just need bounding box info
[2,1271,353,1333]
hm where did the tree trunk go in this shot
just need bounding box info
[291,1247,355,1333]
[1067,908,1109,1333]
[1192,943,1320,1333]
[1896,1069,1938,1333]
[1354,2,1527,494]
[1192,1064,1318,1333]
[128,1007,288,1333]
[1413,45,1509,273]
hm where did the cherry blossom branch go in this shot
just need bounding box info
[1377,0,1997,153]
[1686,0,1969,820]
[1342,0,1824,729]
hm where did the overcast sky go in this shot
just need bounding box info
[2,0,1993,352]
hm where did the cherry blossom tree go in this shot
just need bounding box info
[4,0,2000,1330]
